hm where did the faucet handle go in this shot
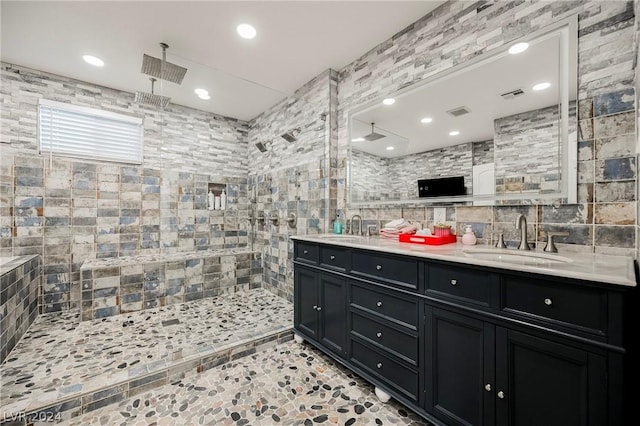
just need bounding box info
[366,224,378,236]
[544,232,569,253]
[492,232,507,249]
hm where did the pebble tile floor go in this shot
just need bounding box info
[64,340,431,425]
[1,288,293,414]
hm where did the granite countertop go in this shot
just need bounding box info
[290,235,637,288]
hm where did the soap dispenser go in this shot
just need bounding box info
[208,189,214,210]
[220,189,226,210]
[462,225,477,245]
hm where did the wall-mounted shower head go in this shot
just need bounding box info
[255,142,268,153]
[135,77,171,108]
[281,128,300,143]
[141,42,188,85]
[363,122,386,141]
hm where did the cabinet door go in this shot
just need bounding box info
[318,272,347,357]
[495,328,607,426]
[294,267,319,339]
[425,307,495,426]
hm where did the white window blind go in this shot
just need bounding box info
[39,99,143,164]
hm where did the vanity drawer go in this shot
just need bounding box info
[427,263,494,307]
[351,311,418,365]
[502,276,607,335]
[351,250,418,290]
[320,245,348,271]
[351,339,419,401]
[295,242,318,265]
[351,283,418,328]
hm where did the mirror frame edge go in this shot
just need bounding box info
[346,14,579,208]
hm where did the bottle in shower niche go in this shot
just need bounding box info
[220,189,226,210]
[208,189,215,210]
[214,194,221,210]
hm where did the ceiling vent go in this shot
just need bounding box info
[446,106,472,117]
[500,88,525,100]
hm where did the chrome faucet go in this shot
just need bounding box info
[515,214,530,251]
[349,214,363,236]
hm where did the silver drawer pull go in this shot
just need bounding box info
[376,301,383,307]
[544,298,553,306]
[376,265,382,270]
[316,306,322,311]
[497,391,505,399]
[376,332,382,338]
[303,250,309,254]
[485,384,491,392]
[330,255,335,260]
[376,362,383,369]
[450,279,457,286]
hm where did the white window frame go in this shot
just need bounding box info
[38,99,144,164]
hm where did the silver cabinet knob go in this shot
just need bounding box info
[544,298,552,306]
[376,363,383,369]
[312,305,317,310]
[376,332,382,338]
[303,250,308,254]
[376,265,382,270]
[330,255,335,260]
[497,391,505,399]
[485,384,491,392]
[316,306,322,311]
[376,301,383,307]
[450,279,457,286]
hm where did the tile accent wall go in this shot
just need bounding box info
[339,0,637,257]
[0,255,40,363]
[80,249,260,320]
[635,0,640,262]
[0,64,252,313]
[247,70,338,301]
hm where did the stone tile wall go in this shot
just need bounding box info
[247,70,338,302]
[1,64,252,313]
[339,1,637,257]
[79,249,260,320]
[0,254,40,363]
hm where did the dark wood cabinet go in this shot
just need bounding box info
[425,307,495,426]
[293,240,635,426]
[294,265,347,357]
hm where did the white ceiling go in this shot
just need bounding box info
[1,1,445,121]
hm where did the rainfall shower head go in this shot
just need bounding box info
[141,42,188,85]
[281,128,300,143]
[135,77,171,108]
[363,123,385,141]
[255,142,268,153]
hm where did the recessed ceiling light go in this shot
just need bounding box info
[382,98,395,106]
[508,42,529,55]
[386,146,395,151]
[532,82,551,91]
[351,137,365,142]
[237,23,256,39]
[198,94,211,100]
[449,130,460,136]
[194,88,208,96]
[83,55,104,67]
[420,117,433,124]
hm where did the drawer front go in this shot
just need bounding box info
[295,242,318,264]
[502,276,606,334]
[351,311,418,365]
[351,339,419,401]
[427,263,492,306]
[320,246,348,271]
[351,251,418,290]
[351,283,418,328]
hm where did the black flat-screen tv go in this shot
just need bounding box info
[418,176,466,197]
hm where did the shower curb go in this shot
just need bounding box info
[1,329,293,426]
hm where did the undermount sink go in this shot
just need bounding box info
[462,248,573,265]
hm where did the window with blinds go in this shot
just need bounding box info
[38,99,144,164]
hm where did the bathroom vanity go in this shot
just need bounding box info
[291,235,637,426]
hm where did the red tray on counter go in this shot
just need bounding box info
[398,233,457,245]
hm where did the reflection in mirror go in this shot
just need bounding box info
[348,17,577,206]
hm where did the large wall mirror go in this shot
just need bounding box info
[347,16,577,207]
